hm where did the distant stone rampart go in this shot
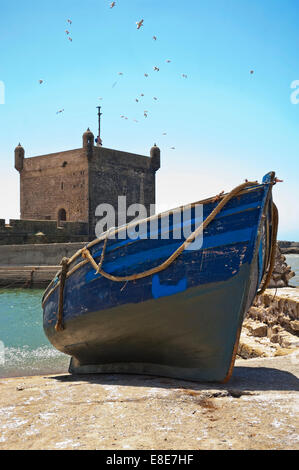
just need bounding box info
[0,219,88,245]
[278,241,299,254]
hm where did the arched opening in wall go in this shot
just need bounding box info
[57,208,67,227]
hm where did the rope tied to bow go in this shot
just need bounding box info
[55,257,69,332]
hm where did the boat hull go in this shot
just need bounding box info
[42,174,276,382]
[65,263,255,382]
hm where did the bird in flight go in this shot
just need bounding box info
[118,72,123,75]
[153,66,160,72]
[67,19,72,25]
[68,37,73,42]
[166,59,171,63]
[144,110,148,118]
[182,74,187,78]
[153,97,158,101]
[250,70,254,74]
[136,19,144,29]
[170,147,175,150]
[153,35,157,40]
[65,30,70,35]
[140,93,144,97]
[162,132,167,135]
[135,98,139,102]
[38,80,44,84]
[110,1,116,7]
[144,73,149,77]
[56,109,64,114]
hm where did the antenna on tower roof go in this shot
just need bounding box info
[96,106,103,147]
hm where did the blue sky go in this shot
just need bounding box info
[0,0,298,240]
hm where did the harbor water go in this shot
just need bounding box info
[0,255,298,378]
[0,289,69,378]
[285,254,299,287]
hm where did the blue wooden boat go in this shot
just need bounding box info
[42,172,278,382]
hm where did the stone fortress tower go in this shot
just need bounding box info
[14,129,160,241]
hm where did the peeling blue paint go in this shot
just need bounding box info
[152,274,187,299]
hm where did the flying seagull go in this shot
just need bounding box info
[110,1,116,7]
[136,19,144,30]
[67,19,72,25]
[153,66,160,72]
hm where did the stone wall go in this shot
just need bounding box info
[14,135,160,242]
[0,219,88,245]
[268,244,295,288]
[278,241,299,254]
[237,287,299,359]
[0,242,86,266]
[18,148,89,222]
[88,146,159,239]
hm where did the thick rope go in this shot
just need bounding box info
[55,257,69,332]
[257,202,279,295]
[96,227,114,274]
[81,180,267,283]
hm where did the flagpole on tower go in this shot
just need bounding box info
[96,106,102,146]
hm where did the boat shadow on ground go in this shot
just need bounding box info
[49,363,299,393]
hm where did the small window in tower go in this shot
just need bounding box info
[58,208,67,226]
[61,182,64,190]
[62,161,68,168]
